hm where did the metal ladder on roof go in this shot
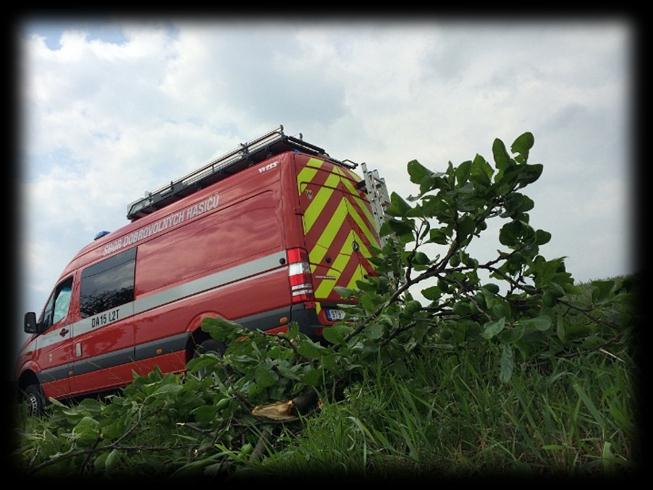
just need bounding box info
[126,125,357,221]
[360,162,391,245]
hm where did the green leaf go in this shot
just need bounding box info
[429,228,449,245]
[492,138,511,170]
[366,322,384,340]
[516,164,543,186]
[412,251,430,266]
[254,365,278,389]
[503,193,534,217]
[105,449,120,470]
[510,132,535,158]
[470,154,493,186]
[386,218,414,238]
[457,216,475,238]
[591,279,615,303]
[421,286,442,301]
[386,192,412,217]
[186,353,221,374]
[535,229,551,245]
[201,316,244,342]
[360,294,378,313]
[407,159,432,185]
[192,405,219,424]
[482,283,500,294]
[276,362,302,381]
[499,221,526,247]
[73,416,100,443]
[405,300,422,315]
[519,315,552,332]
[297,339,328,359]
[379,221,394,237]
[322,325,351,345]
[334,286,356,298]
[500,345,514,383]
[153,383,183,397]
[302,367,321,387]
[481,318,506,340]
[421,196,448,217]
[455,160,472,185]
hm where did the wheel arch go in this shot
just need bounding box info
[18,369,40,393]
[184,311,222,362]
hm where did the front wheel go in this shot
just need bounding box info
[23,384,46,417]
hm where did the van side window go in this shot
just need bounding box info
[40,276,73,330]
[80,248,136,318]
[52,281,72,324]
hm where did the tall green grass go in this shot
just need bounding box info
[251,347,633,477]
[248,277,635,477]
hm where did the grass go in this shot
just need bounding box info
[249,347,633,477]
[246,277,636,477]
[15,276,637,478]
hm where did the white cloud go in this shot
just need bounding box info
[19,19,632,325]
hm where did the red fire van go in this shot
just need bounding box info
[17,127,389,415]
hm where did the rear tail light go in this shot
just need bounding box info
[287,248,314,303]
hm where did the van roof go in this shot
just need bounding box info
[126,126,356,222]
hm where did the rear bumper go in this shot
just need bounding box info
[290,303,323,339]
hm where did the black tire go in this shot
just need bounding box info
[193,339,226,358]
[24,384,46,417]
[191,339,226,379]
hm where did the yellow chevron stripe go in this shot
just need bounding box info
[345,167,361,181]
[313,228,371,299]
[303,172,341,233]
[315,302,322,315]
[331,168,378,235]
[308,198,373,267]
[346,265,365,289]
[309,199,348,269]
[351,195,377,233]
[347,202,381,248]
[296,158,323,194]
[314,230,356,298]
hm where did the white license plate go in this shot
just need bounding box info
[325,309,346,321]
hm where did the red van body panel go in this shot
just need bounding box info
[17,149,379,401]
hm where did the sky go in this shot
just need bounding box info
[18,18,633,345]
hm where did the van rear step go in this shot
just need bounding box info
[127,125,357,221]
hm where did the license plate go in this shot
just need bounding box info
[325,308,346,321]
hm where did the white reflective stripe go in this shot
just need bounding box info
[291,283,313,291]
[35,328,70,350]
[74,303,135,337]
[24,251,286,353]
[133,252,285,314]
[292,286,313,295]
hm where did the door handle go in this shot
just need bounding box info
[59,327,69,337]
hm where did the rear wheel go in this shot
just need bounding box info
[191,339,226,379]
[23,384,46,417]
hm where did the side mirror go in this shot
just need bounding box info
[24,312,38,334]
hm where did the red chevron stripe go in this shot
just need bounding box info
[335,255,363,293]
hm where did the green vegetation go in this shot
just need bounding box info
[14,132,637,477]
[254,280,635,477]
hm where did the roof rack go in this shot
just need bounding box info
[126,125,357,221]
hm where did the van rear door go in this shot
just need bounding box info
[296,156,381,311]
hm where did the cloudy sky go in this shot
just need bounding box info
[18,18,632,341]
